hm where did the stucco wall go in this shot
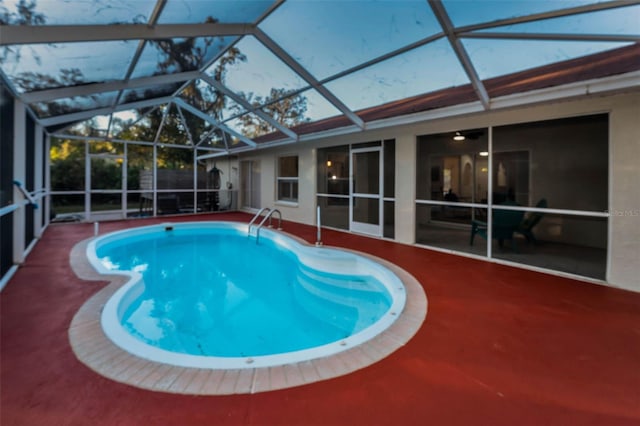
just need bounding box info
[608,95,640,291]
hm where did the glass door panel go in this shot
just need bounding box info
[350,148,381,236]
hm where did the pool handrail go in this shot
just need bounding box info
[256,209,282,243]
[248,207,271,236]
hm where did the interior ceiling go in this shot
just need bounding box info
[1,0,639,156]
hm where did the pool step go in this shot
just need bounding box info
[293,266,389,333]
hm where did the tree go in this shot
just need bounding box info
[50,138,85,191]
[233,88,310,138]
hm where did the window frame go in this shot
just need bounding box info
[276,154,299,204]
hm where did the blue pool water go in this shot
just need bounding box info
[89,222,405,368]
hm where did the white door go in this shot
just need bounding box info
[350,147,382,236]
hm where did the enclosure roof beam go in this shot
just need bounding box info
[429,0,490,110]
[0,23,255,45]
[454,0,640,34]
[39,96,173,127]
[459,32,640,43]
[21,71,202,104]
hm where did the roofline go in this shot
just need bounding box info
[249,43,640,146]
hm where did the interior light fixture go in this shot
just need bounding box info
[453,132,465,141]
[479,151,489,157]
[327,160,332,167]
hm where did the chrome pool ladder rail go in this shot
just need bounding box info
[255,209,282,243]
[248,207,270,236]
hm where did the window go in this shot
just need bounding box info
[277,155,298,203]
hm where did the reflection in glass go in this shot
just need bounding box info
[326,39,469,112]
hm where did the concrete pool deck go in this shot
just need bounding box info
[2,212,639,425]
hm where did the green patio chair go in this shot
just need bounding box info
[470,201,525,251]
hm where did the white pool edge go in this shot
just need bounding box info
[91,222,406,369]
[70,222,428,394]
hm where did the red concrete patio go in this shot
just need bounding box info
[2,212,639,425]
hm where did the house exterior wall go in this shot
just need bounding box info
[608,94,640,291]
[237,91,640,291]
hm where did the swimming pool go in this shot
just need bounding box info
[87,222,407,369]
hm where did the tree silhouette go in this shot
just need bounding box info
[231,88,310,138]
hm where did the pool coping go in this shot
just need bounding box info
[68,228,428,395]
